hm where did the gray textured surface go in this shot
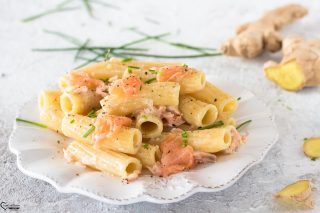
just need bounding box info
[0,0,319,212]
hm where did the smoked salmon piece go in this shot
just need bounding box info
[109,74,142,96]
[157,65,191,82]
[92,114,132,143]
[67,72,108,96]
[149,132,194,177]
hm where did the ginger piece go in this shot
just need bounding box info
[264,35,320,91]
[221,4,307,58]
[275,180,315,209]
[303,137,320,160]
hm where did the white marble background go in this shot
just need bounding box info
[0,0,319,212]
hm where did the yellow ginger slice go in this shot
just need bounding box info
[303,137,320,160]
[264,59,306,91]
[275,180,315,209]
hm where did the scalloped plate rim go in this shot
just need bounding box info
[8,81,279,205]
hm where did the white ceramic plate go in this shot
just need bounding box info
[9,79,278,205]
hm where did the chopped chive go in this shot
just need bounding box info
[33,47,148,52]
[113,52,222,59]
[43,29,82,45]
[198,120,224,130]
[143,143,149,149]
[286,106,292,111]
[16,118,47,128]
[128,66,140,69]
[74,39,90,61]
[82,125,95,138]
[128,65,140,73]
[36,29,222,68]
[237,97,241,101]
[101,78,109,84]
[144,17,160,25]
[236,120,252,130]
[182,64,188,68]
[87,109,97,118]
[90,0,120,10]
[22,5,79,23]
[144,78,156,84]
[128,29,218,54]
[119,33,170,48]
[311,157,317,161]
[104,48,111,60]
[148,69,158,74]
[122,57,133,62]
[304,138,308,141]
[181,131,188,147]
[70,119,75,124]
[82,0,93,17]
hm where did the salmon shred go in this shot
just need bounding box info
[92,114,132,145]
[149,132,195,177]
[68,72,105,89]
[67,72,108,96]
[109,74,142,96]
[157,65,191,82]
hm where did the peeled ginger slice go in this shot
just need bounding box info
[264,59,306,91]
[275,180,315,209]
[303,137,320,160]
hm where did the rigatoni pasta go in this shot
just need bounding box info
[187,127,232,153]
[60,90,101,115]
[61,114,142,155]
[39,90,64,132]
[190,82,238,118]
[178,70,206,94]
[134,143,160,167]
[179,95,218,127]
[139,82,180,106]
[135,113,163,138]
[100,95,153,116]
[37,58,247,181]
[65,140,142,180]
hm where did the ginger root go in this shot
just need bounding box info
[303,137,320,160]
[264,35,320,91]
[221,4,307,58]
[275,180,315,209]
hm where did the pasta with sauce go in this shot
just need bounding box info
[38,58,247,181]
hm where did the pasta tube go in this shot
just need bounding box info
[64,140,142,180]
[59,61,125,89]
[61,114,142,154]
[179,70,206,94]
[100,95,153,116]
[139,82,180,106]
[134,143,160,167]
[110,82,180,106]
[189,82,238,117]
[38,90,64,132]
[60,90,101,115]
[135,113,163,138]
[187,127,232,153]
[179,95,218,127]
